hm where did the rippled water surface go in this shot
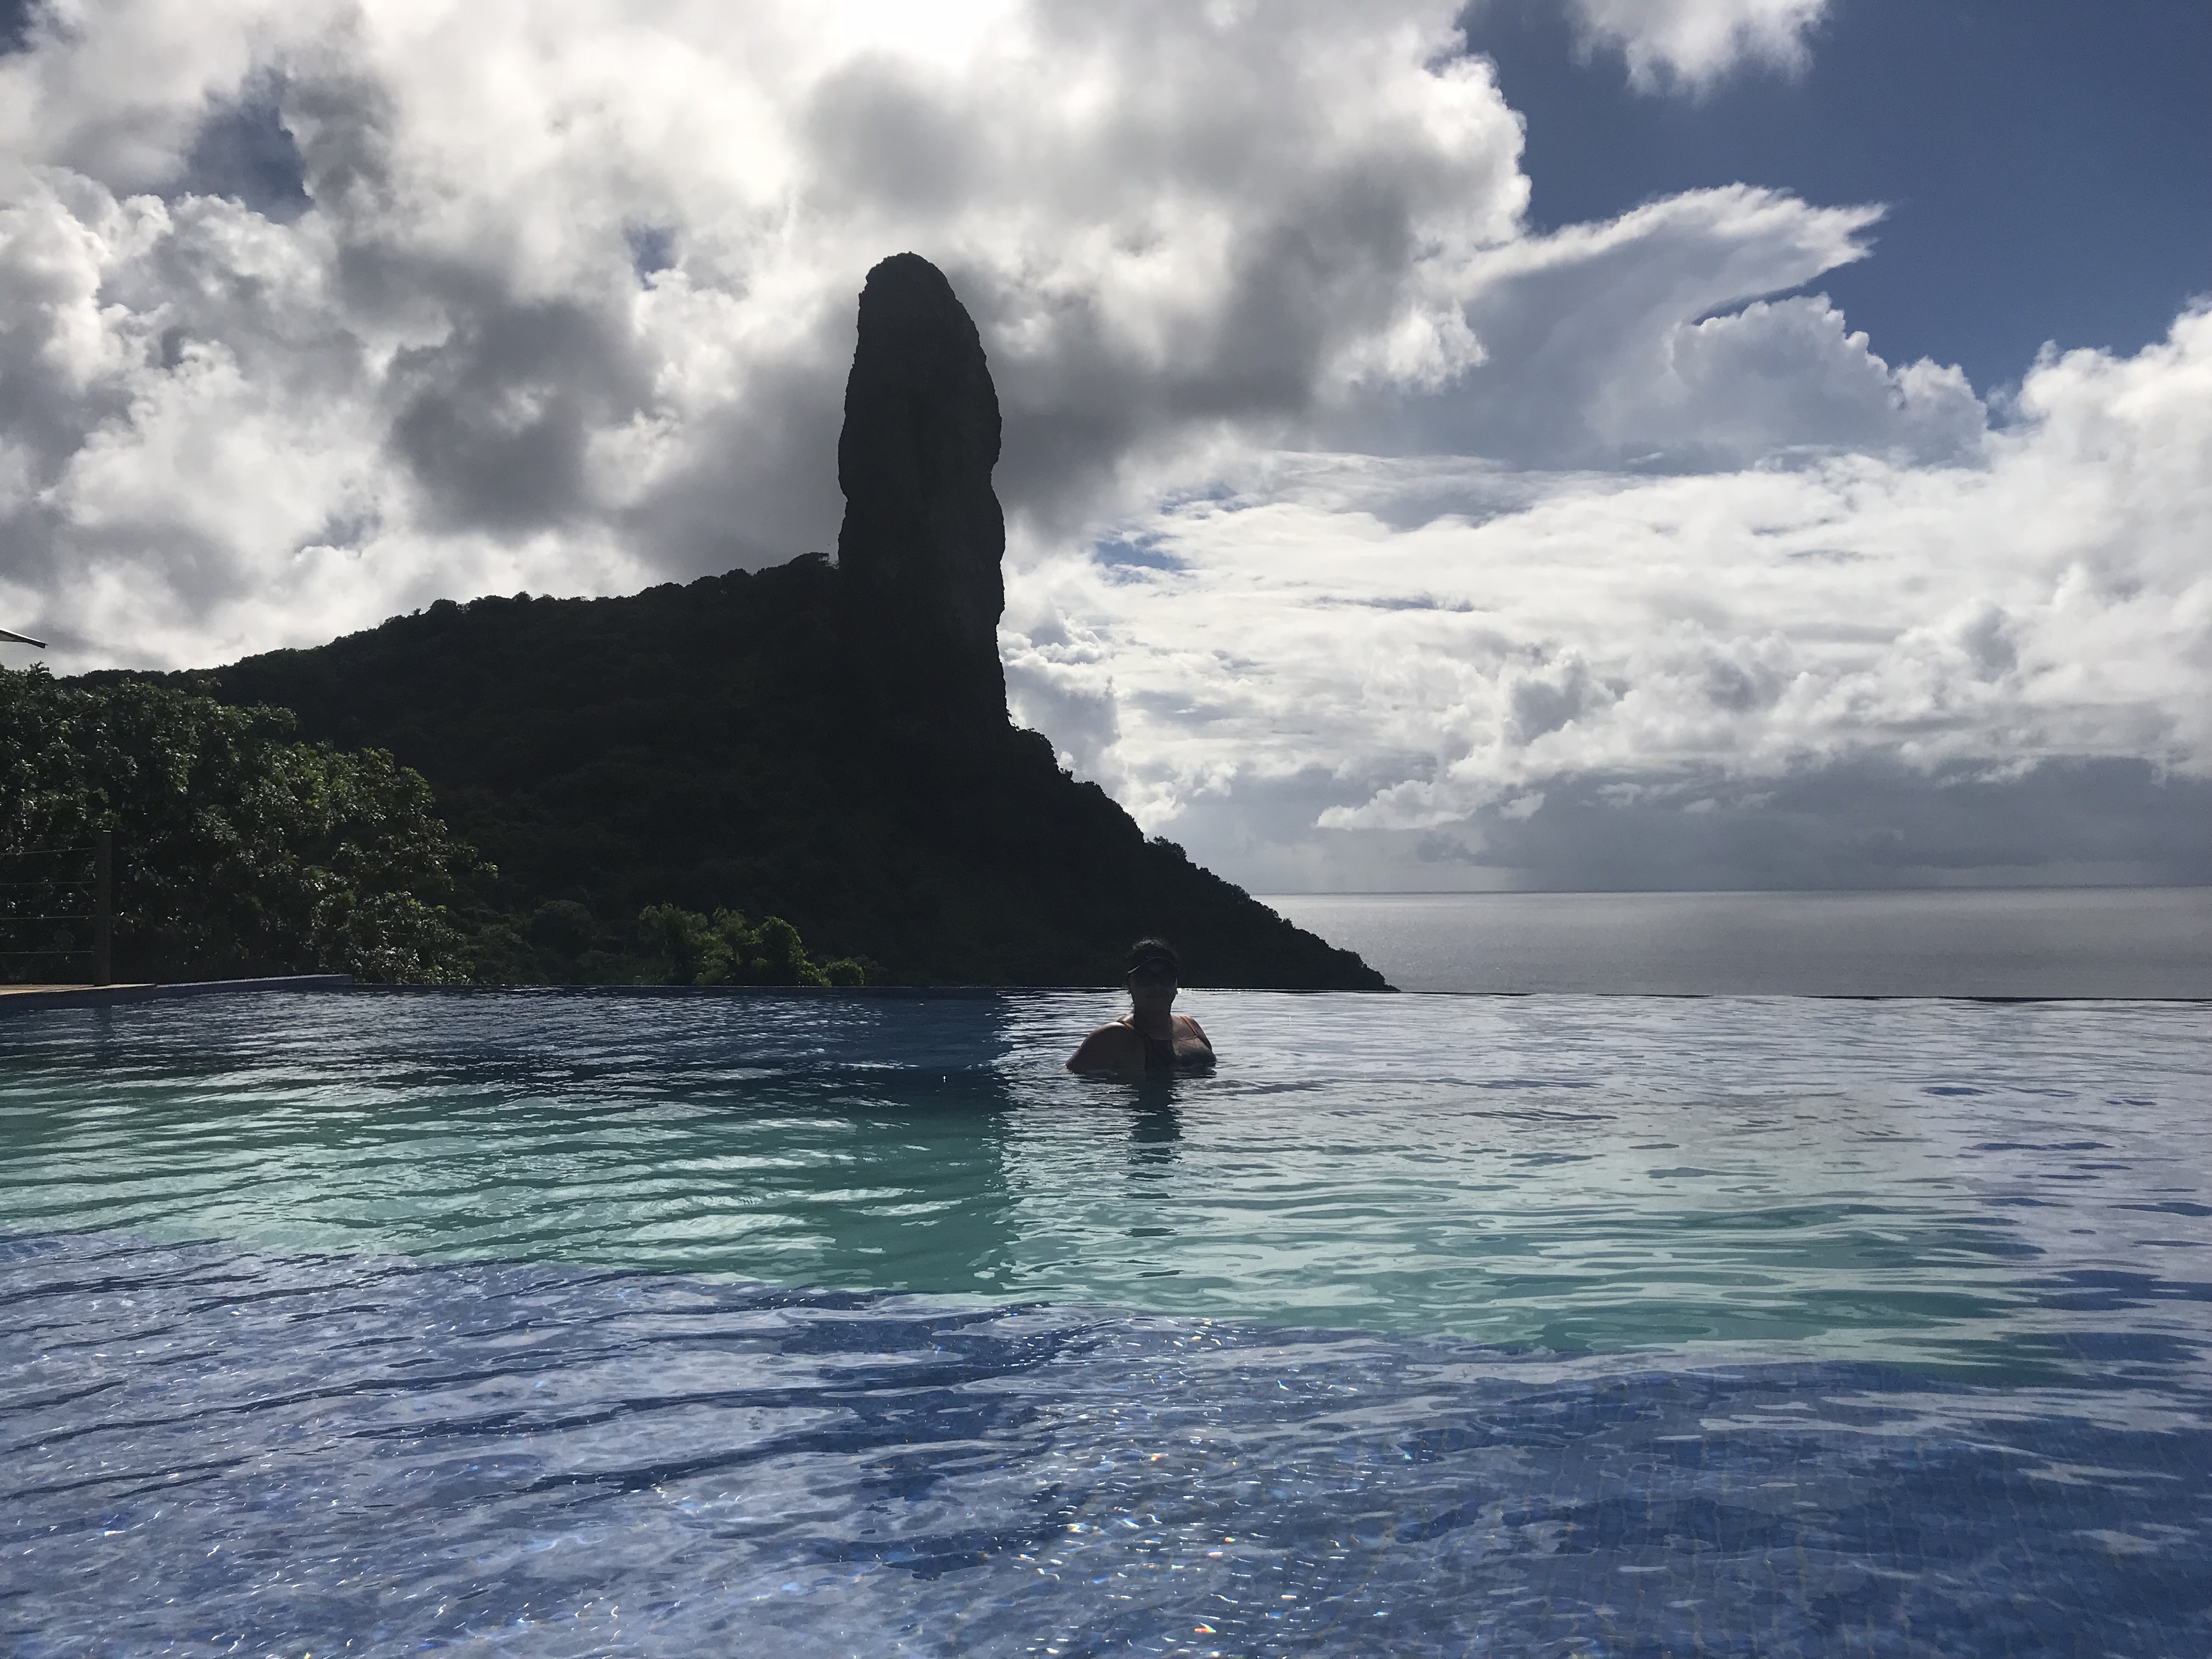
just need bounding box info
[4,988,2209,1656]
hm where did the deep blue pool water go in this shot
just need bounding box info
[3,989,2209,1655]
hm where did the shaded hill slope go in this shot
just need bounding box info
[194,556,1385,988]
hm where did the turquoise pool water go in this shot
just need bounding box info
[4,989,2210,1655]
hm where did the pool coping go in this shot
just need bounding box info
[0,975,356,1011]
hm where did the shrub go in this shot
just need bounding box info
[634,902,866,988]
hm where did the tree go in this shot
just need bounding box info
[634,902,867,987]
[0,665,478,983]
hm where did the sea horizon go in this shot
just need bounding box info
[1259,885,2212,998]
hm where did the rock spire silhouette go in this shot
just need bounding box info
[833,253,1007,722]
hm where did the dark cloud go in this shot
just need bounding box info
[388,292,653,534]
[179,76,311,222]
[624,226,675,284]
[1142,765,1398,889]
[615,348,852,579]
[1147,755,2212,894]
[283,66,404,232]
[1,0,37,57]
[1459,759,2212,891]
[803,60,983,215]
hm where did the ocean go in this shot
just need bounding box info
[1260,886,2212,997]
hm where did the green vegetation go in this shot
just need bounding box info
[471,899,868,986]
[634,905,867,986]
[1,664,868,989]
[1,664,474,983]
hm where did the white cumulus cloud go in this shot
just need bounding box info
[1563,0,1831,95]
[1004,306,2212,890]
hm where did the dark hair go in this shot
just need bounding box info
[1126,936,1180,979]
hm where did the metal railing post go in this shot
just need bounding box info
[92,830,113,986]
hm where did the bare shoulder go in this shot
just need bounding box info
[1177,1014,1213,1049]
[1067,1020,1142,1073]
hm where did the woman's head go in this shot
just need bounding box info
[1125,937,1180,1012]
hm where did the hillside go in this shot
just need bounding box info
[189,556,1382,987]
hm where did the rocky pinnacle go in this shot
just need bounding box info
[834,253,1008,723]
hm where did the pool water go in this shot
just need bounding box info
[3,989,2209,1655]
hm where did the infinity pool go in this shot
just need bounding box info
[3,989,2209,1655]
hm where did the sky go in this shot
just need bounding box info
[1,0,2207,893]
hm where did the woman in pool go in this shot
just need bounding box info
[1067,938,1216,1074]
